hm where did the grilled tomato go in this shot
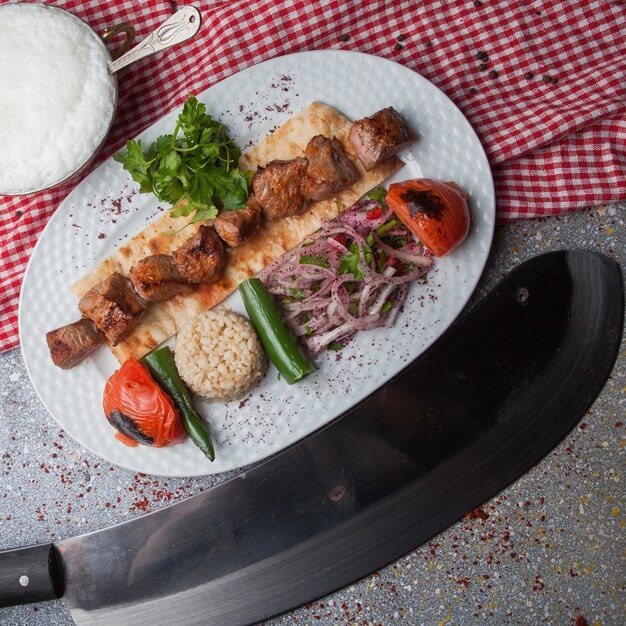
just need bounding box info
[385,179,470,257]
[103,357,186,448]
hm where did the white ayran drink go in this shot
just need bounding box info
[0,3,116,193]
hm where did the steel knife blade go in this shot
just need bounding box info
[0,250,623,625]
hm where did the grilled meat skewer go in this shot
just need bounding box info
[301,135,360,201]
[46,319,105,369]
[252,157,309,220]
[78,272,146,346]
[349,106,413,171]
[214,197,262,247]
[173,224,227,284]
[130,254,194,302]
[48,112,408,369]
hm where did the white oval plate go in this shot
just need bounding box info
[19,51,495,477]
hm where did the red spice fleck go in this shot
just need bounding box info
[615,421,623,427]
[130,495,150,512]
[573,617,588,626]
[466,507,489,520]
[579,423,587,429]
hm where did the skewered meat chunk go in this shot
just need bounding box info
[300,135,360,200]
[78,272,146,346]
[173,225,227,284]
[348,107,414,171]
[252,157,309,220]
[214,197,262,247]
[46,318,104,369]
[129,254,194,303]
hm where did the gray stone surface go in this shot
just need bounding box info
[1,204,624,625]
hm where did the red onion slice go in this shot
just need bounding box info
[260,195,434,355]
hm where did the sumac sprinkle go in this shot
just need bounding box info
[476,51,488,61]
[524,71,534,79]
[339,33,350,42]
[400,188,445,220]
[489,70,499,79]
[478,63,487,72]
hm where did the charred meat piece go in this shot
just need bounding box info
[348,107,414,171]
[300,135,360,200]
[214,197,262,247]
[78,272,146,346]
[252,157,309,220]
[46,318,104,369]
[173,225,227,284]
[129,254,194,303]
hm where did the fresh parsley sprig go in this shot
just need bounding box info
[114,95,252,226]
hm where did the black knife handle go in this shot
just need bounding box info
[0,543,64,607]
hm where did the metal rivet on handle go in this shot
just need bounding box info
[19,575,29,587]
[515,286,529,305]
[329,485,346,501]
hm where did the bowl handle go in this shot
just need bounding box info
[106,7,202,74]
[101,23,136,60]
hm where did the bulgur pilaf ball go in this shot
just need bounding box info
[175,309,267,401]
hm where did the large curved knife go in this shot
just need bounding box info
[1,250,623,625]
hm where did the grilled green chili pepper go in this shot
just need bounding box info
[141,346,215,461]
[239,277,315,385]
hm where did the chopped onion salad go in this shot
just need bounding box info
[259,189,433,355]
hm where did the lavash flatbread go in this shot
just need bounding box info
[71,102,403,362]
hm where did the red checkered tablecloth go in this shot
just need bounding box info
[1,0,625,352]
